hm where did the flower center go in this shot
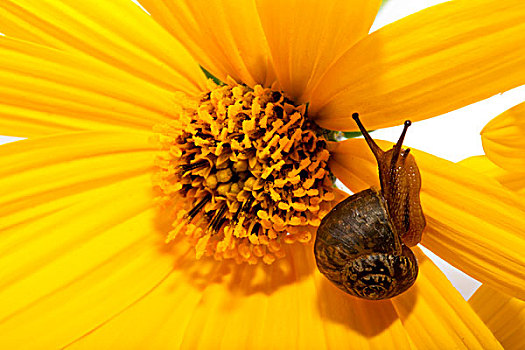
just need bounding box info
[154,82,335,264]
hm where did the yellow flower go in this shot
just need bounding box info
[459,102,525,350]
[481,101,525,177]
[460,101,525,194]
[0,0,524,348]
[469,285,525,350]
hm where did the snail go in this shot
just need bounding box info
[314,113,426,300]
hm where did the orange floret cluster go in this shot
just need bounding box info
[154,82,335,264]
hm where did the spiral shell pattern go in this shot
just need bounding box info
[314,189,418,300]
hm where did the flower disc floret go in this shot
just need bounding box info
[154,82,335,264]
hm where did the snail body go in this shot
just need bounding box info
[315,114,425,300]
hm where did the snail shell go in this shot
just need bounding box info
[314,188,418,300]
[315,114,425,300]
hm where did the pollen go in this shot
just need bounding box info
[154,81,335,264]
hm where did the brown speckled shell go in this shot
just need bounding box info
[314,188,418,300]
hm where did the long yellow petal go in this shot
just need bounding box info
[482,102,525,171]
[139,0,275,87]
[469,285,525,350]
[0,132,177,348]
[62,243,414,349]
[256,0,381,100]
[330,139,525,299]
[0,131,156,227]
[0,0,204,94]
[0,37,182,137]
[459,156,525,194]
[310,0,525,131]
[392,248,502,349]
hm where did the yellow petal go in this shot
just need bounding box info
[330,139,525,299]
[139,0,275,87]
[0,131,157,227]
[469,285,525,350]
[392,248,502,349]
[482,102,525,171]
[459,156,525,194]
[0,0,204,94]
[256,0,381,100]
[0,37,181,137]
[0,132,177,348]
[63,243,413,349]
[458,155,508,178]
[310,0,525,131]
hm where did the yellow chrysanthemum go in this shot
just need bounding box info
[0,0,524,348]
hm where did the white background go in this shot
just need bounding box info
[1,0,524,300]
